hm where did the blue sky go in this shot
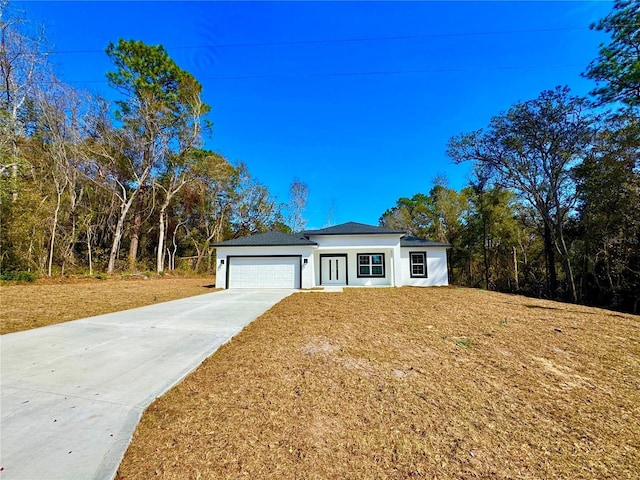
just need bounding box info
[19,1,612,229]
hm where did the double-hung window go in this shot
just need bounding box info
[357,253,385,277]
[410,252,427,278]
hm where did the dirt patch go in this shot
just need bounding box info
[112,286,639,479]
[0,275,217,334]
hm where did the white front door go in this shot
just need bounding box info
[321,255,347,285]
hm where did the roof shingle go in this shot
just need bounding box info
[213,231,317,247]
[400,236,451,248]
[302,222,406,236]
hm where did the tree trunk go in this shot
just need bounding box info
[11,163,18,202]
[555,224,577,303]
[195,210,226,272]
[483,229,490,290]
[156,182,186,274]
[156,207,167,273]
[168,220,186,272]
[512,245,518,291]
[47,189,62,277]
[128,185,146,269]
[108,205,129,274]
[108,171,150,274]
[543,221,558,298]
[87,228,93,276]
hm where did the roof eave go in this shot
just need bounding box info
[215,242,317,247]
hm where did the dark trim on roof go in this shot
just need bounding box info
[302,221,406,236]
[400,235,452,248]
[213,231,317,247]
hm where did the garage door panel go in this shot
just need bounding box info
[228,257,300,288]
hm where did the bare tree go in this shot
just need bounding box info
[287,178,309,232]
[155,78,209,273]
[0,1,50,201]
[448,87,594,302]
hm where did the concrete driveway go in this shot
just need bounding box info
[0,288,294,480]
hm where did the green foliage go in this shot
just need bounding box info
[583,0,640,108]
[0,22,287,279]
[106,39,208,121]
[447,86,594,302]
[573,113,640,311]
[0,270,36,282]
[380,184,468,244]
[462,185,521,291]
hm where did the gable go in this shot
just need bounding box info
[302,222,406,236]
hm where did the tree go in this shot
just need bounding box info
[104,39,209,273]
[155,149,213,274]
[1,2,57,273]
[380,181,468,283]
[380,185,468,245]
[152,74,210,273]
[0,1,49,172]
[583,0,640,109]
[464,181,521,291]
[230,166,286,238]
[286,178,309,232]
[573,114,640,311]
[36,79,89,276]
[379,193,432,238]
[447,86,594,302]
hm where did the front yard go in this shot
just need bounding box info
[115,287,640,479]
[0,276,216,334]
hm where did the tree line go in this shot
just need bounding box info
[380,1,639,313]
[2,1,638,313]
[1,2,307,278]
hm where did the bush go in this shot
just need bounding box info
[0,271,37,282]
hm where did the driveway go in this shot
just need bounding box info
[0,289,294,480]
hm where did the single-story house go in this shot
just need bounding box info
[213,222,451,289]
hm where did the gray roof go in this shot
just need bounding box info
[213,231,317,247]
[213,223,450,248]
[302,222,406,236]
[400,235,451,248]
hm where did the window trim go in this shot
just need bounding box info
[409,251,428,278]
[356,253,386,278]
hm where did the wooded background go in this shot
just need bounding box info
[1,1,638,313]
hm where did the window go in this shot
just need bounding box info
[410,252,427,278]
[357,253,385,277]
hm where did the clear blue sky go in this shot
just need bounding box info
[19,1,612,229]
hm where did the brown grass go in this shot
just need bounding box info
[116,287,640,479]
[0,275,217,335]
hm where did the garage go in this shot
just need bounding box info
[227,256,301,289]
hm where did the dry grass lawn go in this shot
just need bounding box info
[116,287,639,479]
[0,276,216,335]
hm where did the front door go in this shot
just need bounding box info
[321,255,347,285]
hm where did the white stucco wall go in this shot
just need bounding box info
[400,247,449,286]
[215,245,316,289]
[215,236,449,289]
[308,234,402,287]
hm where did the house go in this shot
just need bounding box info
[213,222,451,289]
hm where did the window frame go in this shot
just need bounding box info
[409,251,428,278]
[356,253,386,278]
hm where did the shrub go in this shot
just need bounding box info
[0,271,37,282]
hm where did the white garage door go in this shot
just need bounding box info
[228,256,300,288]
